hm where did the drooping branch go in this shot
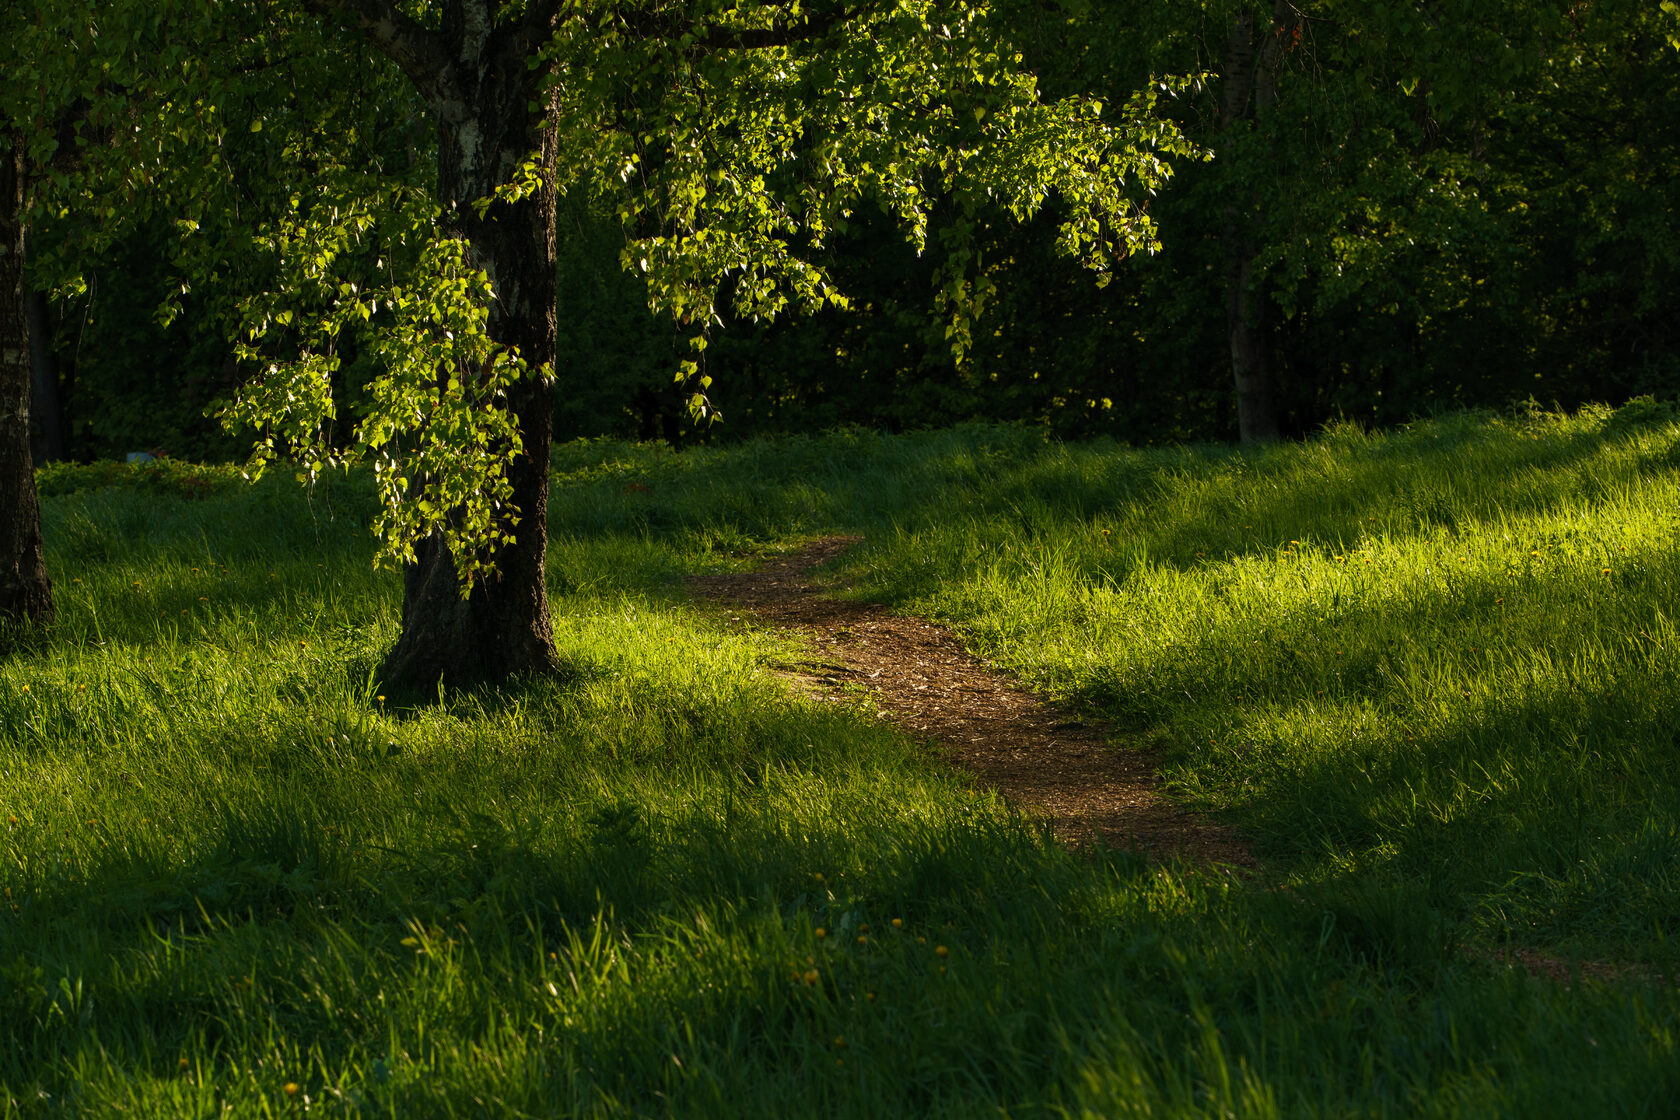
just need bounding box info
[305,0,462,113]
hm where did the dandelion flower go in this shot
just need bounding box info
[936,945,948,958]
[815,928,826,940]
[892,918,903,930]
[283,1083,300,1098]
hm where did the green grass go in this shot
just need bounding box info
[3,406,1679,1115]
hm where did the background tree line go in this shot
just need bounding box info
[19,0,1677,466]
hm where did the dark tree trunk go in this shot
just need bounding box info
[1219,2,1294,444]
[1224,248,1278,443]
[1,134,54,628]
[374,6,561,689]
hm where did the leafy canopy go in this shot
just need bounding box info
[31,1,1204,586]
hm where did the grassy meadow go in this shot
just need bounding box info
[2,407,1678,1116]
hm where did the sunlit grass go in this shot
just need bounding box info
[3,406,1678,1114]
[825,408,1680,969]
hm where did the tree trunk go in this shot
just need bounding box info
[376,13,560,690]
[1225,247,1279,443]
[1218,2,1294,444]
[1,134,54,628]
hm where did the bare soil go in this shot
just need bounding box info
[688,536,1253,868]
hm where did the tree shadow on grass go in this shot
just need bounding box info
[531,415,1680,970]
[4,769,1678,1115]
[1056,543,1680,967]
[12,417,1680,1108]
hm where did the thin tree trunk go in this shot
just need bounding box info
[1219,2,1294,444]
[1,133,54,628]
[376,13,559,689]
[1224,246,1278,442]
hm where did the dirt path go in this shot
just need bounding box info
[688,537,1252,867]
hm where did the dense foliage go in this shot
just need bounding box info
[15,2,1674,459]
[640,0,1680,443]
[11,0,434,462]
[8,0,1208,675]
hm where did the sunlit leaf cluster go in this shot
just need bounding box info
[225,185,536,587]
[546,0,1204,366]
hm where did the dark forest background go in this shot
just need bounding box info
[26,0,1679,462]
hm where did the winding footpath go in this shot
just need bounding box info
[688,537,1253,868]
